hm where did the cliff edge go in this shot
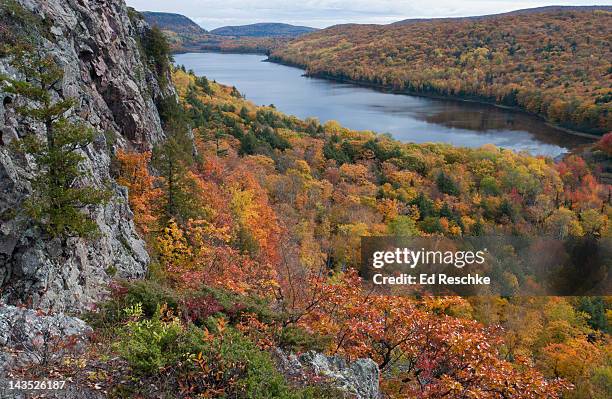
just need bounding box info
[0,0,173,312]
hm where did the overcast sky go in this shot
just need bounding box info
[125,1,611,30]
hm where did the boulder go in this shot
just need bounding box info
[276,349,381,399]
[0,304,91,371]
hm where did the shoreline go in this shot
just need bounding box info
[173,48,270,56]
[265,56,602,141]
[171,50,601,143]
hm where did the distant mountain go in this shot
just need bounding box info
[142,11,208,35]
[137,11,291,54]
[392,5,612,25]
[211,23,317,38]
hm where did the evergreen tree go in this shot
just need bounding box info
[195,75,213,96]
[152,100,204,224]
[239,106,250,121]
[436,171,459,196]
[411,192,435,219]
[0,46,110,238]
[142,26,171,89]
[239,132,258,155]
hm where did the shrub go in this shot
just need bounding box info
[277,325,331,353]
[181,294,224,326]
[123,280,180,318]
[86,280,180,327]
[198,286,278,324]
[115,303,187,374]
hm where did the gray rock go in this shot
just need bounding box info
[0,386,106,399]
[276,349,381,399]
[0,0,174,312]
[0,304,92,371]
[0,305,101,399]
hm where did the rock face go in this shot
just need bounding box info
[0,304,92,370]
[0,0,173,312]
[0,304,102,398]
[276,349,381,399]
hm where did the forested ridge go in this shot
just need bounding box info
[210,23,317,38]
[270,10,612,134]
[141,11,209,35]
[139,11,289,54]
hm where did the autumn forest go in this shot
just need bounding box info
[1,1,611,398]
[98,63,611,397]
[271,9,612,134]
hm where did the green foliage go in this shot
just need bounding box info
[259,126,291,151]
[17,121,111,238]
[114,300,342,398]
[277,325,332,353]
[436,171,459,196]
[575,297,610,333]
[240,106,250,120]
[142,25,171,89]
[498,199,517,222]
[364,139,402,162]
[85,280,181,329]
[480,175,501,196]
[240,131,258,155]
[1,47,110,238]
[420,216,444,234]
[410,192,435,219]
[388,215,419,236]
[208,327,290,397]
[590,366,612,399]
[153,99,207,224]
[323,136,353,165]
[116,304,187,374]
[124,280,181,318]
[194,75,213,95]
[195,325,344,399]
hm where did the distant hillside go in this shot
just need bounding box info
[271,8,612,134]
[211,23,317,38]
[138,12,299,54]
[392,5,612,25]
[142,11,208,35]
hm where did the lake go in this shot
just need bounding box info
[174,52,591,157]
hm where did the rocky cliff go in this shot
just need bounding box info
[0,0,173,312]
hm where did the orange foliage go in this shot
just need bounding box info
[299,270,571,398]
[115,150,162,234]
[272,10,612,133]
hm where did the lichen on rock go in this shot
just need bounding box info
[0,0,174,312]
[275,349,381,399]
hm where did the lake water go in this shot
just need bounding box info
[174,52,591,157]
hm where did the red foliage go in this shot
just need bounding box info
[298,270,571,398]
[596,132,612,156]
[181,295,224,325]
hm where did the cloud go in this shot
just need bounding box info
[125,0,606,29]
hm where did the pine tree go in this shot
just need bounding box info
[436,171,459,196]
[141,26,171,89]
[152,100,204,224]
[0,46,110,238]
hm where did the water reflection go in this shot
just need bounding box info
[174,52,592,157]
